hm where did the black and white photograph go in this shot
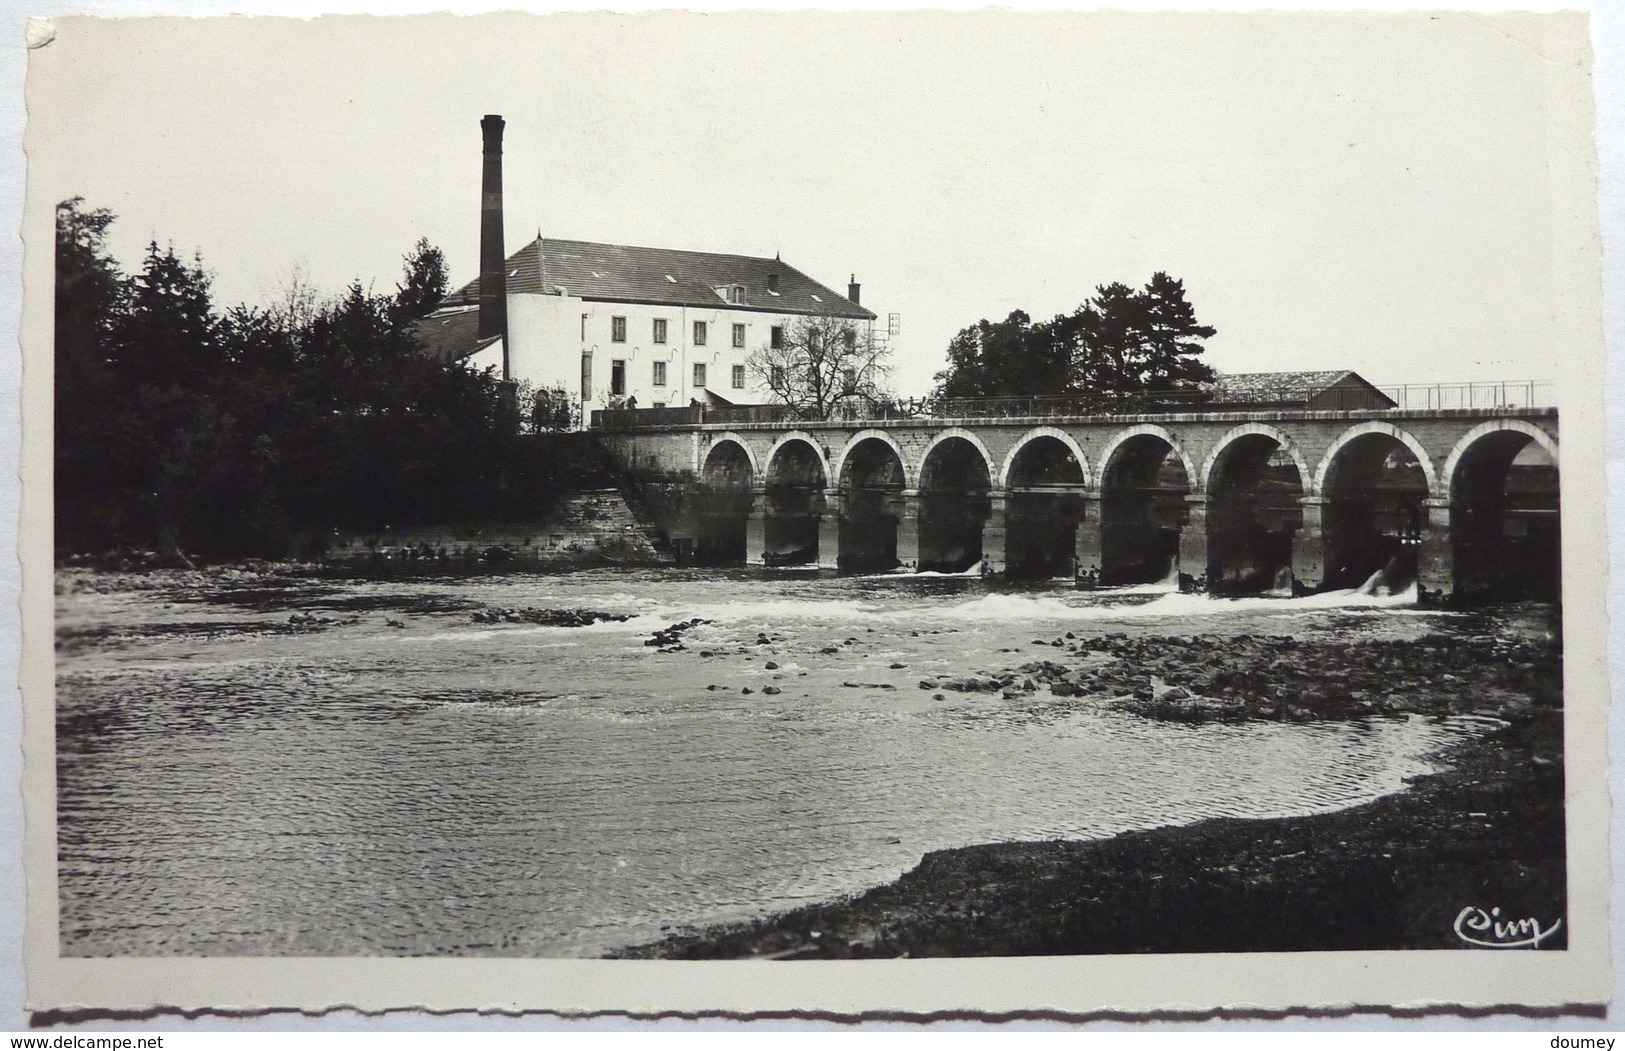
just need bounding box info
[19,7,1612,1016]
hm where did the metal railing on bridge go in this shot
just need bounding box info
[1376,380,1555,411]
[590,380,1556,430]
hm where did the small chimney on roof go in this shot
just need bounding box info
[478,114,509,380]
[847,274,861,306]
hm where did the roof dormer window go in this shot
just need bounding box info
[726,284,746,305]
[767,274,780,294]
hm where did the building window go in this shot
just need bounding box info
[767,274,779,294]
[844,328,857,351]
[770,364,786,388]
[732,323,745,348]
[770,325,784,350]
[652,318,667,344]
[693,363,707,388]
[580,351,593,401]
[580,314,588,341]
[611,316,627,343]
[652,361,667,387]
[652,402,665,409]
[728,285,745,304]
[732,364,746,389]
[693,320,707,346]
[611,359,626,397]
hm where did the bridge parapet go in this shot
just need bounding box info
[591,379,1554,432]
[597,404,1556,436]
[608,401,1558,602]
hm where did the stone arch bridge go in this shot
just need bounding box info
[600,405,1560,601]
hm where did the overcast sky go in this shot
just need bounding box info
[25,9,1597,396]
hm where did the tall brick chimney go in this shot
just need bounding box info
[479,114,509,381]
[848,274,861,306]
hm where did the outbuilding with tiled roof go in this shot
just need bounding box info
[1204,370,1396,411]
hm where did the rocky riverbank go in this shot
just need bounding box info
[921,628,1559,724]
[616,620,1566,958]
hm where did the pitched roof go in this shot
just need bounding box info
[408,307,499,363]
[1204,370,1394,407]
[442,237,876,320]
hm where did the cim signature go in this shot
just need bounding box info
[1454,906,1563,948]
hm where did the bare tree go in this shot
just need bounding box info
[746,309,892,420]
[268,260,322,336]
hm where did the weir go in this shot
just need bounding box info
[600,401,1561,602]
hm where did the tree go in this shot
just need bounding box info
[55,198,130,550]
[270,260,323,336]
[392,237,448,325]
[1059,273,1216,393]
[747,310,893,420]
[934,310,1069,399]
[55,198,123,369]
[52,203,584,560]
[109,240,219,389]
[932,273,1216,400]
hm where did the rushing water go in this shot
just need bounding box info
[56,567,1488,957]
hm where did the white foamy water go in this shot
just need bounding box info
[56,567,1482,958]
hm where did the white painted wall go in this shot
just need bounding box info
[463,291,875,427]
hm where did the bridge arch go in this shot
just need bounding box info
[918,428,996,489]
[692,435,757,565]
[1311,421,1438,498]
[1098,424,1199,494]
[833,430,911,572]
[1096,424,1197,586]
[998,426,1093,490]
[701,432,760,483]
[1439,419,1558,504]
[1000,428,1093,580]
[834,429,914,491]
[916,428,996,573]
[1311,421,1436,592]
[1200,423,1310,498]
[764,431,832,488]
[760,431,831,566]
[1202,424,1311,595]
[1442,419,1561,600]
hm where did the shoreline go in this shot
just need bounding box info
[615,626,1565,959]
[616,714,1564,958]
[54,564,1566,958]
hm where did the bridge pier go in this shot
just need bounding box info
[1291,497,1327,593]
[817,488,843,570]
[1416,500,1454,604]
[614,406,1557,598]
[1177,495,1211,593]
[1073,494,1103,587]
[744,489,769,566]
[895,490,921,571]
[982,491,1008,576]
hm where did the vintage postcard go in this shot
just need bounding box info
[19,9,1611,1017]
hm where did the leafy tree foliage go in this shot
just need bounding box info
[392,236,448,325]
[934,273,1216,399]
[746,310,893,420]
[54,201,614,562]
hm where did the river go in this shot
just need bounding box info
[55,566,1496,957]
